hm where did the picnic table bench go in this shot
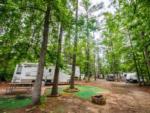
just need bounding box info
[6,83,33,94]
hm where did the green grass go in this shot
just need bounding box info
[74,85,107,100]
[0,85,108,110]
[0,96,48,110]
[46,85,108,100]
[0,97,32,110]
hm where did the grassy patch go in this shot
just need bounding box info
[0,85,108,110]
[0,96,48,110]
[75,85,107,100]
[46,85,108,100]
[0,97,32,110]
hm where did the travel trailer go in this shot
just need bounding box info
[11,63,81,84]
[67,65,81,79]
[124,72,138,83]
[12,63,70,84]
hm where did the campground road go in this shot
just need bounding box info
[77,79,150,113]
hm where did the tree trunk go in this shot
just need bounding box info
[51,23,63,96]
[144,49,150,80]
[86,13,90,81]
[128,31,141,85]
[110,40,116,77]
[141,32,150,81]
[70,0,78,89]
[102,74,105,79]
[32,3,51,105]
[94,51,97,81]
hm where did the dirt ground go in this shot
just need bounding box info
[1,79,150,113]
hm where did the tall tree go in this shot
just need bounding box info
[50,0,72,95]
[51,23,63,96]
[32,2,51,105]
[82,0,92,81]
[70,0,79,89]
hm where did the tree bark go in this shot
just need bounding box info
[70,0,78,89]
[86,13,90,81]
[51,23,63,96]
[141,32,150,81]
[32,3,51,105]
[94,49,97,81]
[128,31,141,85]
[144,49,150,80]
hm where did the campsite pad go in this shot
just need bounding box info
[45,85,109,100]
[0,97,32,110]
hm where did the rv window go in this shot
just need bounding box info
[49,69,51,72]
[16,65,22,74]
[24,64,37,67]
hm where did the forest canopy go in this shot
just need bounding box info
[0,0,150,86]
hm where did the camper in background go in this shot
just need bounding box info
[106,74,116,81]
[12,63,81,84]
[124,72,138,83]
[12,63,70,84]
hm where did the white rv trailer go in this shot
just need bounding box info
[66,65,81,78]
[11,63,81,84]
[11,63,70,84]
[75,66,80,78]
[124,72,138,83]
